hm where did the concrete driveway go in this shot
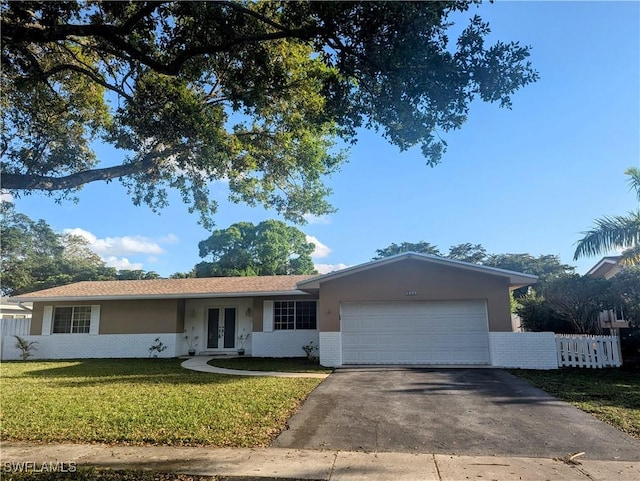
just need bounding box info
[273,368,640,461]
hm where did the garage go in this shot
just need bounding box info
[341,300,491,365]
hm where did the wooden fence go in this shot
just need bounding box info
[555,334,622,368]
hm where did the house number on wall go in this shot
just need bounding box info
[405,291,417,296]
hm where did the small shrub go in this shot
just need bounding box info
[302,341,318,361]
[148,338,167,357]
[14,335,38,360]
[183,327,199,351]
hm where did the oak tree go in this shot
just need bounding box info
[196,220,316,276]
[2,1,538,227]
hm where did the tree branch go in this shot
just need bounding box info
[1,159,157,191]
[40,63,133,101]
[217,1,293,34]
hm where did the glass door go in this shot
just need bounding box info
[207,307,236,349]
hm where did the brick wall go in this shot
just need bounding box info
[252,330,319,358]
[1,333,180,360]
[489,332,558,369]
[319,332,342,367]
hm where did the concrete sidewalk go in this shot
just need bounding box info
[1,443,638,480]
[181,356,330,379]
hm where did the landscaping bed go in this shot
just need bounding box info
[207,357,332,374]
[0,359,323,447]
[510,368,640,439]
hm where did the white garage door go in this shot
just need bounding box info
[341,300,490,365]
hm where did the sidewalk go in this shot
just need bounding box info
[1,443,638,481]
[181,356,330,379]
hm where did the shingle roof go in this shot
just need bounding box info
[12,275,317,301]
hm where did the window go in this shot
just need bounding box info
[274,301,317,330]
[52,306,92,333]
[614,306,625,322]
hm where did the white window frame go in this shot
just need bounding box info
[52,306,92,334]
[273,300,318,331]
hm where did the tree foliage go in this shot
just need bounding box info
[609,265,640,328]
[574,168,640,265]
[539,276,612,335]
[515,293,575,334]
[0,202,161,294]
[0,202,115,295]
[1,1,538,227]
[115,270,161,280]
[447,243,487,263]
[483,253,575,297]
[196,220,316,277]
[373,242,442,259]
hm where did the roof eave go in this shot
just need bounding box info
[11,289,312,303]
[586,257,621,277]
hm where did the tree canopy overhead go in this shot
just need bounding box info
[1,1,538,227]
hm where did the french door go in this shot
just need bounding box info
[207,307,236,349]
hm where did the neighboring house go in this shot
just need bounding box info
[9,252,547,367]
[0,297,32,320]
[0,298,33,359]
[586,256,630,333]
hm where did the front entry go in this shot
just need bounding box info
[207,307,236,349]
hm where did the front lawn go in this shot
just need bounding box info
[208,357,333,374]
[510,368,640,439]
[0,359,323,447]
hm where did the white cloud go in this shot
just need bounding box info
[306,235,331,259]
[0,191,13,203]
[159,233,179,244]
[315,263,350,274]
[303,214,331,225]
[64,228,169,256]
[104,256,143,271]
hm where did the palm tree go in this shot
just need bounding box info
[573,167,640,265]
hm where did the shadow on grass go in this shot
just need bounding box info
[2,359,252,387]
[509,368,640,411]
[207,357,332,374]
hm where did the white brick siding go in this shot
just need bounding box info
[252,330,319,358]
[1,333,180,360]
[490,332,558,370]
[319,332,342,367]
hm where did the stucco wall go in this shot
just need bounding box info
[317,259,513,332]
[30,299,183,335]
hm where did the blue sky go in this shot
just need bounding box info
[9,1,640,277]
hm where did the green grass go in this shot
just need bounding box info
[207,357,333,374]
[0,359,323,447]
[510,368,640,439]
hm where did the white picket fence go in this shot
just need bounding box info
[0,317,32,360]
[555,334,622,368]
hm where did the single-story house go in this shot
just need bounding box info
[8,252,560,368]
